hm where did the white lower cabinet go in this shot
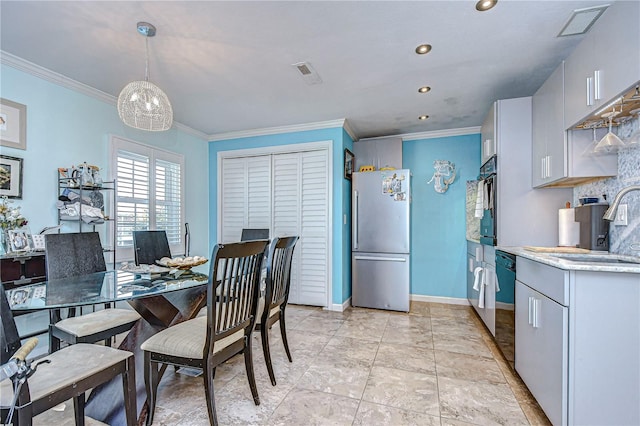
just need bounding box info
[515,280,568,426]
[515,257,640,425]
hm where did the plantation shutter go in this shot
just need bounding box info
[111,136,185,260]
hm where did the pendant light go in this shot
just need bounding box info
[117,22,173,131]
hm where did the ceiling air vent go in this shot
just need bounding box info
[292,61,322,85]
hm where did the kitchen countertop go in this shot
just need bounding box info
[497,246,640,274]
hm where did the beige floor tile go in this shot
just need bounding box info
[289,315,345,335]
[334,318,387,341]
[353,401,440,425]
[432,330,493,358]
[322,335,380,363]
[438,375,529,426]
[435,350,506,384]
[381,324,434,349]
[374,342,437,375]
[297,356,372,399]
[267,388,360,426]
[362,366,440,417]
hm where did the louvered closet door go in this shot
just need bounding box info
[220,156,271,243]
[272,150,328,306]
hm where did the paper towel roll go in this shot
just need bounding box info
[558,208,580,247]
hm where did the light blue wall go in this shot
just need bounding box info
[0,65,210,260]
[404,134,481,298]
[208,127,352,306]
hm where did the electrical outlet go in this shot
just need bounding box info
[613,204,628,226]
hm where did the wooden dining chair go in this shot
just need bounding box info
[141,239,269,426]
[0,282,137,426]
[254,236,299,386]
[44,232,140,352]
[240,228,269,241]
[132,230,172,265]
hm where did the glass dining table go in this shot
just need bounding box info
[6,268,210,426]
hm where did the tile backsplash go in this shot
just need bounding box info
[574,117,640,256]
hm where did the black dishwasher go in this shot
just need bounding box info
[495,250,516,367]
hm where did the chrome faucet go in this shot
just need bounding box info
[603,185,640,221]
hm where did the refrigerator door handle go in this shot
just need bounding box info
[354,256,407,262]
[353,190,359,249]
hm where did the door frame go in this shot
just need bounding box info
[216,140,333,309]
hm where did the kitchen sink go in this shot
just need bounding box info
[549,254,640,264]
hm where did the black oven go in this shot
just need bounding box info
[479,156,497,246]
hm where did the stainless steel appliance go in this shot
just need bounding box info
[574,203,609,251]
[495,250,516,368]
[352,170,410,312]
[479,156,497,246]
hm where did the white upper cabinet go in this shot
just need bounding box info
[532,63,566,188]
[481,102,496,164]
[564,1,640,128]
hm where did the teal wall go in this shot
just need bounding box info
[208,127,353,306]
[404,134,481,298]
[0,65,210,260]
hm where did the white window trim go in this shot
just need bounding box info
[109,134,186,262]
[216,140,333,309]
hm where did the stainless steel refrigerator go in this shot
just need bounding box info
[352,170,410,312]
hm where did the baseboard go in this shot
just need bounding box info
[327,297,351,312]
[496,301,514,311]
[410,294,471,306]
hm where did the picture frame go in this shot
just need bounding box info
[8,228,31,253]
[344,148,355,180]
[0,98,27,150]
[0,155,23,199]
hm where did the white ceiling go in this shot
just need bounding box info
[0,1,613,140]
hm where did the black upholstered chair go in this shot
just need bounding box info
[240,228,269,242]
[0,282,137,426]
[255,236,299,386]
[132,230,172,265]
[44,232,140,352]
[141,239,269,426]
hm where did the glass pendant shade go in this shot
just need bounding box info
[118,80,173,131]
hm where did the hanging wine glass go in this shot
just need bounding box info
[581,121,604,156]
[625,107,640,147]
[594,109,625,154]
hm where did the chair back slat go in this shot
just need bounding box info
[44,232,106,279]
[205,240,268,355]
[133,230,172,265]
[266,236,299,311]
[0,282,21,364]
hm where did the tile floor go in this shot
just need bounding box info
[35,302,551,425]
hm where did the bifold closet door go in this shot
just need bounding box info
[220,155,272,243]
[220,149,329,307]
[272,150,329,306]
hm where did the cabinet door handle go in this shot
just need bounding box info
[528,296,534,325]
[541,157,546,179]
[546,155,551,178]
[533,298,541,328]
[594,70,601,101]
[353,190,359,250]
[586,76,594,106]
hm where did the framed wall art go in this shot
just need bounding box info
[0,155,24,199]
[344,148,354,180]
[8,228,31,253]
[0,98,27,150]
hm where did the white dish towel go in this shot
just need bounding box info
[473,266,486,308]
[474,180,484,218]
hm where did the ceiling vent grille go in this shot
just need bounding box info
[292,61,322,85]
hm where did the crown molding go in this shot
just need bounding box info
[208,118,355,142]
[1,50,207,141]
[400,126,481,141]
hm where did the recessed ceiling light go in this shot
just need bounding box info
[418,86,431,94]
[415,44,432,55]
[418,115,429,120]
[557,5,609,37]
[475,0,497,12]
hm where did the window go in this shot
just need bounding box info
[110,136,184,260]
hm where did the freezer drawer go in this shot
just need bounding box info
[352,253,410,312]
